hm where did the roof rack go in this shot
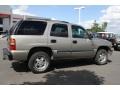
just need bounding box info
[60,21,69,23]
[50,20,69,23]
[24,17,69,23]
[25,17,51,21]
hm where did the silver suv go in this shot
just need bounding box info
[3,19,113,73]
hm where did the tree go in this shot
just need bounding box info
[88,20,107,33]
[101,22,107,32]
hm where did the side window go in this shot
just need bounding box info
[72,25,88,38]
[17,21,47,35]
[50,24,68,37]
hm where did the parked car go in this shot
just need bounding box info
[96,32,120,51]
[3,18,113,73]
[97,32,115,43]
[114,34,120,51]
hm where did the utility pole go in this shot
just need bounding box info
[74,6,85,24]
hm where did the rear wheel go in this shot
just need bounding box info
[94,49,108,65]
[28,51,50,73]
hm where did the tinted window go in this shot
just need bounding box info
[9,21,21,35]
[17,21,47,35]
[0,18,3,24]
[50,24,68,37]
[72,25,88,38]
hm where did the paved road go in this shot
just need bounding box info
[0,37,120,85]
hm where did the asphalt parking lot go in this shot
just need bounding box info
[0,37,120,85]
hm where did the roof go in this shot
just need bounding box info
[23,17,84,28]
[25,17,69,23]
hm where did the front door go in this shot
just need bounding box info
[71,25,94,58]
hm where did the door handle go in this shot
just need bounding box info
[51,39,56,43]
[73,40,77,44]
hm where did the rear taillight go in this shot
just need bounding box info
[9,38,16,50]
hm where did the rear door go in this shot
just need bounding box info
[48,23,72,58]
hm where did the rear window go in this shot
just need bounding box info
[16,21,47,35]
[9,20,21,35]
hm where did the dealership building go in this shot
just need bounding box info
[0,5,39,34]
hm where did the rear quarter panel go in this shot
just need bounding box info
[10,35,48,61]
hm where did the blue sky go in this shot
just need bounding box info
[11,5,120,34]
[12,5,108,23]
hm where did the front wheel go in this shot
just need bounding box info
[28,51,50,73]
[94,49,108,65]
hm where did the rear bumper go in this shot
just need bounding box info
[3,48,28,61]
[3,48,13,60]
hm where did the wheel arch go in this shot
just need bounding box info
[27,47,53,61]
[97,46,111,52]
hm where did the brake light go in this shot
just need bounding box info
[9,38,16,50]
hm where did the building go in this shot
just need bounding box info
[0,5,12,33]
[0,5,40,34]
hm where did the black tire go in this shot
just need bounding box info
[94,49,108,65]
[28,51,50,73]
